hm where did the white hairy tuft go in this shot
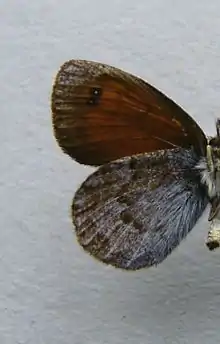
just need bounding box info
[196,158,216,198]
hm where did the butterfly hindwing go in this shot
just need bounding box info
[51,60,207,166]
[72,148,208,270]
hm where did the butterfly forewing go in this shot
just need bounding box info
[51,60,207,166]
[72,148,208,270]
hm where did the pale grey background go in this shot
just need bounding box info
[1,1,220,343]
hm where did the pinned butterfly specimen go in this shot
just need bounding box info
[51,59,220,270]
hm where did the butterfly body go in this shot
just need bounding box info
[198,134,220,199]
[51,59,220,269]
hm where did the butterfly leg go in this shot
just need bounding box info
[206,197,220,250]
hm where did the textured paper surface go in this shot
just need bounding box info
[1,1,220,343]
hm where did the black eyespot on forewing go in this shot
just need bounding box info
[88,87,102,105]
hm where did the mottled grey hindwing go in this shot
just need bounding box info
[73,148,208,270]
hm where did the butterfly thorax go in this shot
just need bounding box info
[198,137,220,199]
[196,135,220,250]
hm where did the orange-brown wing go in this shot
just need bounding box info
[51,59,207,166]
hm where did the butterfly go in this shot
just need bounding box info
[51,59,220,270]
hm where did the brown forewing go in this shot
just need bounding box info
[51,59,207,166]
